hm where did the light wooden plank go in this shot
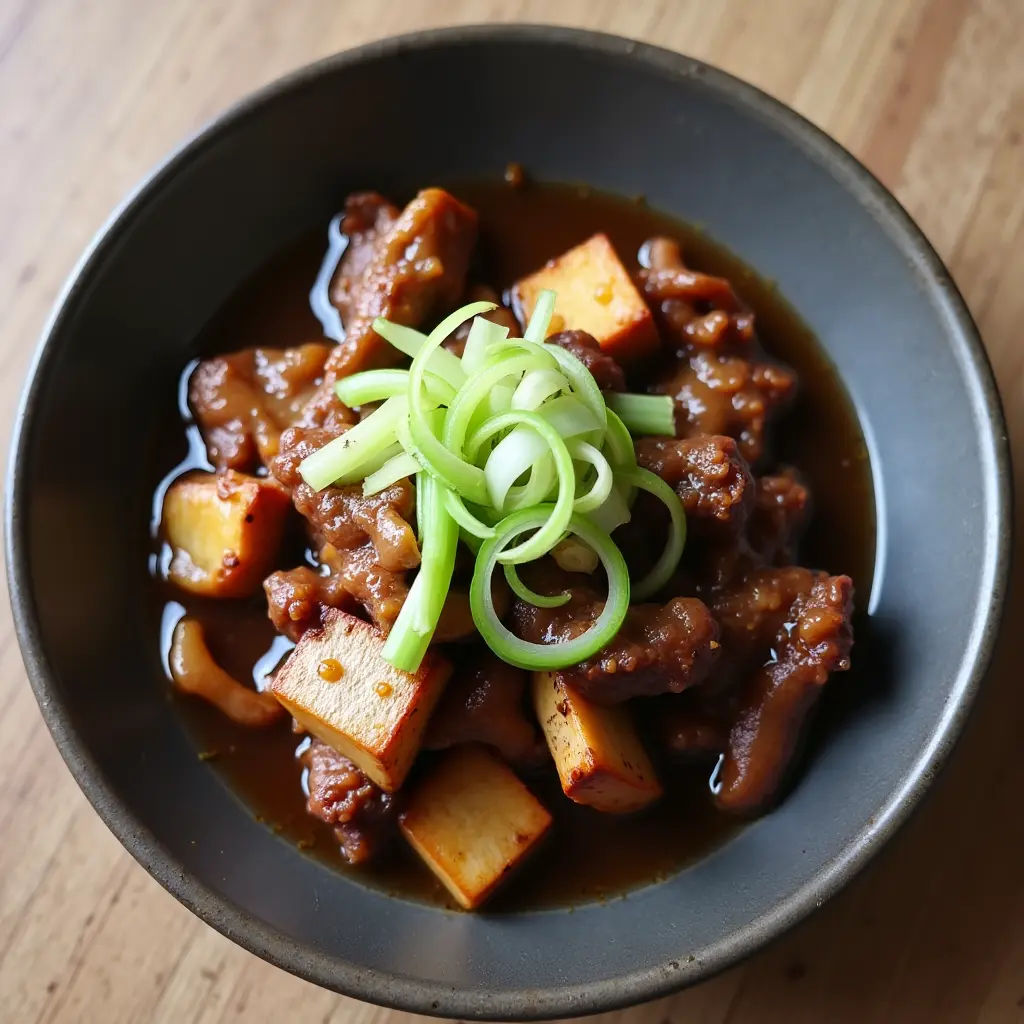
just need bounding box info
[1,1,1023,1022]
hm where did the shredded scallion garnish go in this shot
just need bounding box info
[297,290,688,672]
[605,392,676,437]
[471,506,630,670]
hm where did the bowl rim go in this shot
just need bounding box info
[5,22,1012,1020]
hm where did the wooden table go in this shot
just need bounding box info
[1,1,1022,1021]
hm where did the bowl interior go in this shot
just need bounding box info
[8,27,1007,1019]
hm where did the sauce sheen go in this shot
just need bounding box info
[147,181,875,910]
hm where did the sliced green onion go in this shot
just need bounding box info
[569,440,614,514]
[464,395,596,465]
[606,392,676,436]
[620,466,687,601]
[470,506,630,670]
[603,408,638,468]
[470,411,576,564]
[467,381,515,439]
[461,316,509,376]
[427,301,499,346]
[350,441,406,483]
[483,337,562,367]
[443,352,549,458]
[336,368,453,408]
[444,490,497,540]
[503,564,570,608]
[307,293,688,675]
[512,367,567,410]
[406,307,492,505]
[382,473,458,672]
[298,396,407,490]
[372,319,467,389]
[524,289,557,344]
[482,427,550,510]
[536,395,601,441]
[371,319,427,358]
[543,342,608,430]
[586,481,633,535]
[362,451,422,496]
[505,453,557,512]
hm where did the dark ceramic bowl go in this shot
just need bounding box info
[5,24,1011,1020]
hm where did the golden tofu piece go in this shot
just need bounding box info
[533,672,663,813]
[163,470,291,598]
[400,745,552,909]
[513,233,659,361]
[271,608,451,791]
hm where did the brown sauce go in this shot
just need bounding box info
[147,181,875,910]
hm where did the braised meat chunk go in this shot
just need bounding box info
[318,541,410,633]
[639,238,744,318]
[748,468,810,565]
[513,592,720,704]
[302,739,396,864]
[425,650,546,768]
[329,192,401,325]
[267,423,353,496]
[655,700,730,760]
[547,329,627,392]
[263,541,411,641]
[711,566,827,667]
[264,563,353,642]
[716,572,854,812]
[323,188,478,380]
[692,468,812,592]
[292,478,419,572]
[636,434,754,536]
[189,343,350,470]
[651,349,796,466]
[267,424,418,632]
[639,237,797,464]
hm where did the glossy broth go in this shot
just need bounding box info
[148,181,875,910]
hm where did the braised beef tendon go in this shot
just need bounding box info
[716,572,854,812]
[150,180,869,910]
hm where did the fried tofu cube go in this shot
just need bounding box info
[399,745,552,909]
[513,233,658,361]
[271,608,451,791]
[533,672,663,813]
[163,470,291,598]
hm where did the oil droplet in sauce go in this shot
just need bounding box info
[375,681,393,698]
[317,658,344,683]
[593,280,614,305]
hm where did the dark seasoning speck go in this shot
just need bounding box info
[146,179,874,911]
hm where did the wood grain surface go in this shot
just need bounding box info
[2,1,1023,1021]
